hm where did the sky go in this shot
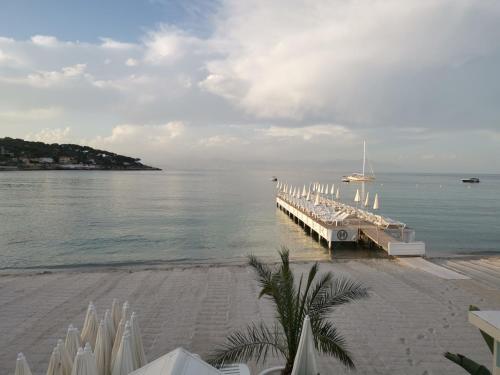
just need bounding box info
[0,0,499,173]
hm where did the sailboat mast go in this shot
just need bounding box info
[362,140,366,177]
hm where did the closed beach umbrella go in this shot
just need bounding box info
[66,324,81,360]
[354,189,361,203]
[331,184,335,195]
[291,316,318,375]
[47,347,64,375]
[130,312,147,368]
[71,345,98,375]
[57,339,74,375]
[364,192,370,207]
[302,185,307,197]
[104,310,115,345]
[320,185,324,194]
[325,184,329,196]
[373,193,379,210]
[15,353,33,375]
[112,331,135,375]
[335,188,340,199]
[81,304,99,350]
[95,320,112,375]
[314,194,320,206]
[306,191,311,201]
[111,300,121,332]
[121,302,130,323]
[111,318,126,368]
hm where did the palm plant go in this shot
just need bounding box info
[209,247,369,374]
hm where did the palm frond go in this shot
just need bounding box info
[444,352,491,375]
[313,321,355,369]
[208,322,286,367]
[309,276,369,319]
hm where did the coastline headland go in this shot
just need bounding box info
[0,137,161,171]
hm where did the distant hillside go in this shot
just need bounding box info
[0,137,160,171]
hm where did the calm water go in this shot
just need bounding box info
[0,170,499,269]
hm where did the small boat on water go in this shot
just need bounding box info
[462,177,480,183]
[343,140,375,182]
[271,176,278,182]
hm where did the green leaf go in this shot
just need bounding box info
[444,352,491,375]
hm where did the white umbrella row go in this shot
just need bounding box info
[14,300,147,375]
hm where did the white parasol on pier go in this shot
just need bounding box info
[364,192,370,207]
[325,184,329,196]
[111,299,121,332]
[95,320,112,375]
[66,324,81,360]
[81,303,99,349]
[112,331,135,375]
[335,188,340,199]
[290,316,318,375]
[130,312,147,368]
[373,193,379,210]
[57,339,74,375]
[331,184,335,195]
[314,194,320,206]
[354,189,361,203]
[302,185,307,197]
[15,353,33,375]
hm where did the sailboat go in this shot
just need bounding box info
[343,140,375,182]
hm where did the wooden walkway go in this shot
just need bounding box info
[360,225,397,252]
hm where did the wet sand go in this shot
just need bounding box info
[1,257,500,374]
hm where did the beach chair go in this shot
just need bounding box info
[257,366,285,375]
[220,364,251,375]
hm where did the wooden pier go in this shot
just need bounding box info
[276,195,425,257]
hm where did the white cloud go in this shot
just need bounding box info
[17,64,88,87]
[259,124,355,141]
[198,134,245,147]
[31,35,60,47]
[143,25,202,64]
[0,107,62,122]
[125,58,139,67]
[26,127,72,144]
[91,122,185,147]
[100,38,137,50]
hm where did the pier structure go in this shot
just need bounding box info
[276,183,425,257]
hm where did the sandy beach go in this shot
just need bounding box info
[1,257,500,375]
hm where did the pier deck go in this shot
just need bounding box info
[276,195,425,257]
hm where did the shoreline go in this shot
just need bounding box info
[2,253,500,276]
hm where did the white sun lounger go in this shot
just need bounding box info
[220,364,251,375]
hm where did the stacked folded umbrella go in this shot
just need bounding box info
[13,299,147,375]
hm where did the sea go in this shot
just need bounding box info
[0,169,499,269]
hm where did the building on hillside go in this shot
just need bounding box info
[58,156,76,164]
[37,157,54,164]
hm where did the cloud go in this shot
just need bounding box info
[91,122,185,147]
[0,107,62,122]
[26,127,72,144]
[198,134,245,147]
[125,58,139,67]
[100,38,137,50]
[259,124,355,141]
[203,0,500,125]
[143,25,202,64]
[1,64,88,87]
[30,35,60,47]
